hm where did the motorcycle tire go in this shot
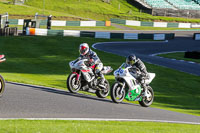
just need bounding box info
[110,82,125,103]
[0,75,5,98]
[139,86,154,107]
[67,73,81,93]
[96,79,110,98]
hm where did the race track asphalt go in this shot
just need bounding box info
[0,82,200,124]
[93,37,200,76]
[0,32,200,124]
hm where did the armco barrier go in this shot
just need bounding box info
[111,18,197,28]
[138,34,154,40]
[47,30,64,36]
[8,19,110,27]
[141,21,154,27]
[96,21,105,26]
[110,33,124,39]
[193,33,200,40]
[110,18,126,25]
[40,20,47,26]
[51,21,66,26]
[95,32,110,39]
[9,19,18,25]
[64,30,80,37]
[66,21,80,26]
[80,31,95,38]
[167,23,179,28]
[26,28,175,40]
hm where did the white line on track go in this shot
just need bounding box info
[0,118,199,125]
[149,51,186,57]
[188,61,195,64]
[150,51,199,65]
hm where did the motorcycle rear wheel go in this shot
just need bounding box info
[67,73,81,93]
[96,79,110,98]
[111,82,125,103]
[139,86,154,107]
[0,75,5,98]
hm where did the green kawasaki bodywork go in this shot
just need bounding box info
[125,85,142,101]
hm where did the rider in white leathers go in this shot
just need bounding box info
[79,43,105,85]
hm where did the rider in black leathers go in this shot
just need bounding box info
[126,54,149,95]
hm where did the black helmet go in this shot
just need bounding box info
[126,54,137,65]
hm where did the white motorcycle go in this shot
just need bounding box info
[67,58,112,98]
[111,63,155,107]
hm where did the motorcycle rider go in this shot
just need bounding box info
[78,43,105,86]
[126,54,149,96]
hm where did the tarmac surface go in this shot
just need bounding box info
[93,37,200,76]
[0,82,200,124]
[0,31,200,124]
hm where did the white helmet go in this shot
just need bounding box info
[79,43,89,55]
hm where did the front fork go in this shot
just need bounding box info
[119,82,126,95]
[73,71,81,84]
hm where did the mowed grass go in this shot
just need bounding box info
[0,2,75,18]
[0,120,200,133]
[158,52,200,63]
[23,0,200,23]
[0,36,200,116]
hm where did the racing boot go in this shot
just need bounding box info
[141,83,148,97]
[98,72,106,88]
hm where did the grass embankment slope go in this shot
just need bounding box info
[1,0,200,23]
[0,36,200,116]
[0,120,200,133]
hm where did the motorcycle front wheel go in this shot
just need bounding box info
[0,75,5,98]
[67,73,81,93]
[111,82,125,103]
[96,79,110,98]
[139,86,154,107]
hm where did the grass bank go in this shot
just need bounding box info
[0,36,200,116]
[0,120,199,133]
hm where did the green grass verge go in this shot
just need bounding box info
[0,2,78,19]
[0,36,200,116]
[158,52,200,63]
[0,120,199,133]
